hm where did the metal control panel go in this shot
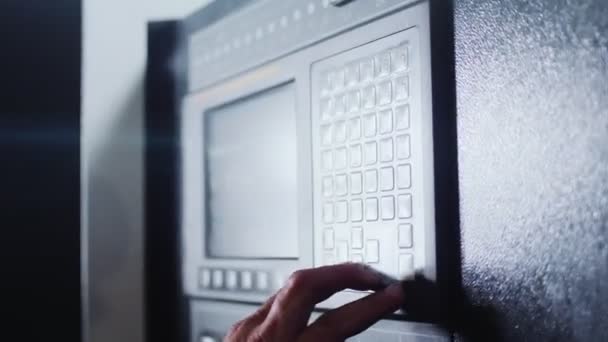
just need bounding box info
[180,0,449,340]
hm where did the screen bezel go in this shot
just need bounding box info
[180,55,314,303]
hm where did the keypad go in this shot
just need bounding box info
[316,42,417,280]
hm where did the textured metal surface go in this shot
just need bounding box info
[454,0,608,340]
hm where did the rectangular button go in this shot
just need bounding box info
[394,76,409,101]
[396,134,411,160]
[335,200,348,223]
[361,85,376,109]
[348,117,361,140]
[323,228,335,249]
[226,270,238,290]
[212,269,224,289]
[363,113,377,137]
[334,94,346,116]
[240,271,253,290]
[398,194,413,218]
[398,224,413,248]
[334,147,347,170]
[377,81,392,105]
[397,164,411,189]
[398,254,414,279]
[255,271,269,291]
[199,268,211,288]
[379,166,394,191]
[335,173,348,196]
[321,149,333,171]
[374,51,391,78]
[332,69,345,91]
[347,90,360,113]
[379,137,394,162]
[395,104,410,130]
[351,172,363,195]
[320,124,332,146]
[365,169,378,193]
[333,120,346,143]
[365,240,380,263]
[378,108,393,134]
[381,196,395,220]
[345,62,360,86]
[360,58,374,82]
[350,144,362,167]
[337,241,349,262]
[391,45,409,72]
[364,141,377,165]
[322,176,333,197]
[323,202,334,223]
[320,98,333,121]
[365,198,379,221]
[351,226,363,249]
[351,199,363,222]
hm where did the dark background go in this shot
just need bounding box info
[0,0,81,341]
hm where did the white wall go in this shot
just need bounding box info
[81,1,212,342]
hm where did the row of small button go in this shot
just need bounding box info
[321,135,411,171]
[320,76,410,120]
[323,239,414,278]
[320,104,411,145]
[322,165,412,198]
[322,194,412,223]
[323,224,413,250]
[321,46,410,95]
[199,268,270,292]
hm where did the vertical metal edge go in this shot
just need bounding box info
[429,0,461,334]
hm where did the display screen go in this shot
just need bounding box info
[204,82,299,259]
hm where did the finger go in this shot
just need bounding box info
[259,263,396,340]
[301,283,404,341]
[225,293,277,340]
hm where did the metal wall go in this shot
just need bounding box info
[454,0,608,340]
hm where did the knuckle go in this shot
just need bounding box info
[285,269,311,293]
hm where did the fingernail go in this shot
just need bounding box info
[384,283,404,299]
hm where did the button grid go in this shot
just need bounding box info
[316,43,416,279]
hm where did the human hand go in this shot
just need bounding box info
[225,263,403,342]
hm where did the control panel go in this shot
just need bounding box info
[180,0,447,340]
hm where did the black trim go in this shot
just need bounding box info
[145,20,182,342]
[429,0,462,329]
